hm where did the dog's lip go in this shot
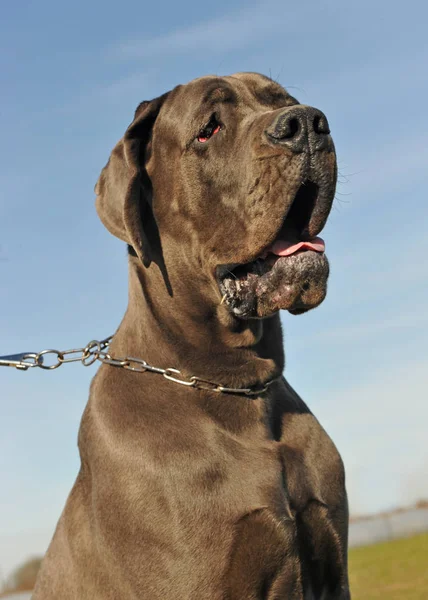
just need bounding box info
[217,249,329,319]
[215,235,325,283]
[228,235,325,282]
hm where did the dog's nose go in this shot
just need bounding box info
[265,106,331,153]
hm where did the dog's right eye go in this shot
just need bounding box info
[197,114,222,143]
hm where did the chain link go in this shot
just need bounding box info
[0,335,278,396]
[0,337,112,371]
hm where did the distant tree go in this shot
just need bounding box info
[2,556,43,593]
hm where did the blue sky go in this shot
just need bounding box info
[1,0,428,581]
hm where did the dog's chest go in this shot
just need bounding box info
[75,387,346,598]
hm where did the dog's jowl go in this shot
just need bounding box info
[33,73,350,600]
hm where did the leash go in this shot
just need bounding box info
[0,335,278,396]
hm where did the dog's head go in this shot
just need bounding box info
[96,73,337,319]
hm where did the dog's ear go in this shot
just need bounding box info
[95,93,169,267]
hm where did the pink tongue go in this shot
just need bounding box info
[266,236,325,257]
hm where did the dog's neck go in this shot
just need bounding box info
[110,257,285,387]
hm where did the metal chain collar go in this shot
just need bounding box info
[0,336,277,396]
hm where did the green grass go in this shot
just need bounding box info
[349,532,428,599]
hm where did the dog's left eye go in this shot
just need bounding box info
[197,115,222,143]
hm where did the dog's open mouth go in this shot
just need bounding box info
[217,181,330,319]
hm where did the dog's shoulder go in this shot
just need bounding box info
[272,377,346,511]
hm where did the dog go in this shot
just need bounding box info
[33,72,350,599]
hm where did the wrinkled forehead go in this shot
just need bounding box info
[227,72,297,106]
[161,72,298,121]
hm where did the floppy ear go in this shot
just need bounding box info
[95,93,169,267]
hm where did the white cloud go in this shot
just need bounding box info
[318,359,428,514]
[300,309,428,346]
[98,71,151,102]
[111,1,322,61]
[114,5,275,59]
